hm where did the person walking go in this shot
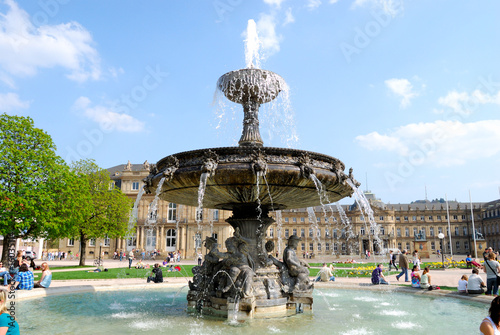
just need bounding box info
[389,250,398,271]
[396,249,409,282]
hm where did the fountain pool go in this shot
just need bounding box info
[18,287,486,334]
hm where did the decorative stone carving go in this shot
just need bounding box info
[297,153,315,179]
[143,160,150,170]
[251,149,267,175]
[124,160,132,171]
[162,156,179,181]
[201,150,219,177]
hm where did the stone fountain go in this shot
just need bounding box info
[142,23,358,319]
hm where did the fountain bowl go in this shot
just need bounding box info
[145,146,354,211]
[217,68,285,105]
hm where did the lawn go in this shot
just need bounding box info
[46,265,196,281]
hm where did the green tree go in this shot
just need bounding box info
[66,159,133,266]
[0,114,76,264]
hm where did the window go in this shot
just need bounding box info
[301,217,305,222]
[413,228,417,237]
[431,241,435,250]
[397,242,402,250]
[300,228,305,237]
[421,228,426,237]
[456,241,460,250]
[317,243,321,251]
[309,243,314,251]
[68,238,74,246]
[127,237,136,247]
[341,243,346,252]
[406,242,410,250]
[405,228,409,237]
[89,238,96,247]
[325,217,329,223]
[397,228,401,237]
[269,228,274,238]
[285,229,290,238]
[420,216,425,221]
[396,216,401,221]
[379,216,384,221]
[132,181,140,190]
[293,228,297,236]
[360,227,365,235]
[437,215,442,220]
[108,181,115,190]
[455,227,459,236]
[412,216,417,221]
[168,203,177,222]
[428,216,433,220]
[380,226,385,235]
[301,243,305,251]
[317,217,321,223]
[438,227,443,234]
[333,229,338,238]
[334,243,338,252]
[325,228,330,237]
[326,243,330,251]
[462,215,466,220]
[453,215,458,220]
[213,209,219,221]
[464,241,469,250]
[309,229,313,237]
[166,229,176,248]
[104,235,110,246]
[293,217,297,223]
[285,217,289,223]
[404,216,409,221]
[429,227,434,237]
[317,229,321,238]
[195,233,201,249]
[463,227,467,236]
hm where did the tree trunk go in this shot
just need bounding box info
[79,231,87,267]
[1,235,11,265]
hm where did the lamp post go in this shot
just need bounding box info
[99,243,103,266]
[438,233,445,268]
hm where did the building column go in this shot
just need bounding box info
[136,226,141,249]
[160,226,165,252]
[140,226,145,250]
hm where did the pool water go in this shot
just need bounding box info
[18,287,486,334]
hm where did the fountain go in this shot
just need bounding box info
[142,20,359,319]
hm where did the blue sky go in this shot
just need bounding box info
[1,0,499,204]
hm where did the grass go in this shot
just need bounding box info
[47,265,195,281]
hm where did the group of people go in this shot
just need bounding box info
[41,250,74,261]
[0,251,52,290]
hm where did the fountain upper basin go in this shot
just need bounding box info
[145,146,354,211]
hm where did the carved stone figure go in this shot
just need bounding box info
[188,236,219,292]
[282,235,312,292]
[124,160,132,171]
[143,160,150,170]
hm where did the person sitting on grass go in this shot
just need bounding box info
[371,263,389,285]
[34,262,52,288]
[135,260,145,269]
[468,268,486,295]
[174,265,181,272]
[316,263,335,282]
[411,265,421,288]
[147,263,164,283]
[15,264,34,290]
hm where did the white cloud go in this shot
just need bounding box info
[437,89,500,115]
[352,0,403,17]
[0,92,29,111]
[256,13,281,61]
[385,78,418,108]
[0,0,101,82]
[330,0,339,3]
[72,96,145,133]
[307,0,322,10]
[283,7,295,25]
[263,0,286,8]
[356,120,500,167]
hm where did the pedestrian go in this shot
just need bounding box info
[396,250,410,282]
[197,252,203,266]
[484,251,500,296]
[128,249,135,269]
[389,250,398,271]
[412,250,420,270]
[119,250,123,262]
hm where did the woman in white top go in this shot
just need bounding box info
[457,274,468,293]
[480,296,500,334]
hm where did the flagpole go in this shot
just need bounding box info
[469,190,477,259]
[445,194,453,258]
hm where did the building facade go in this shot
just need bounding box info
[56,162,494,260]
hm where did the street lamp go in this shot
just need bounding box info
[99,243,103,266]
[438,233,445,268]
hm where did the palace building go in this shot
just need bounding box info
[56,162,493,260]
